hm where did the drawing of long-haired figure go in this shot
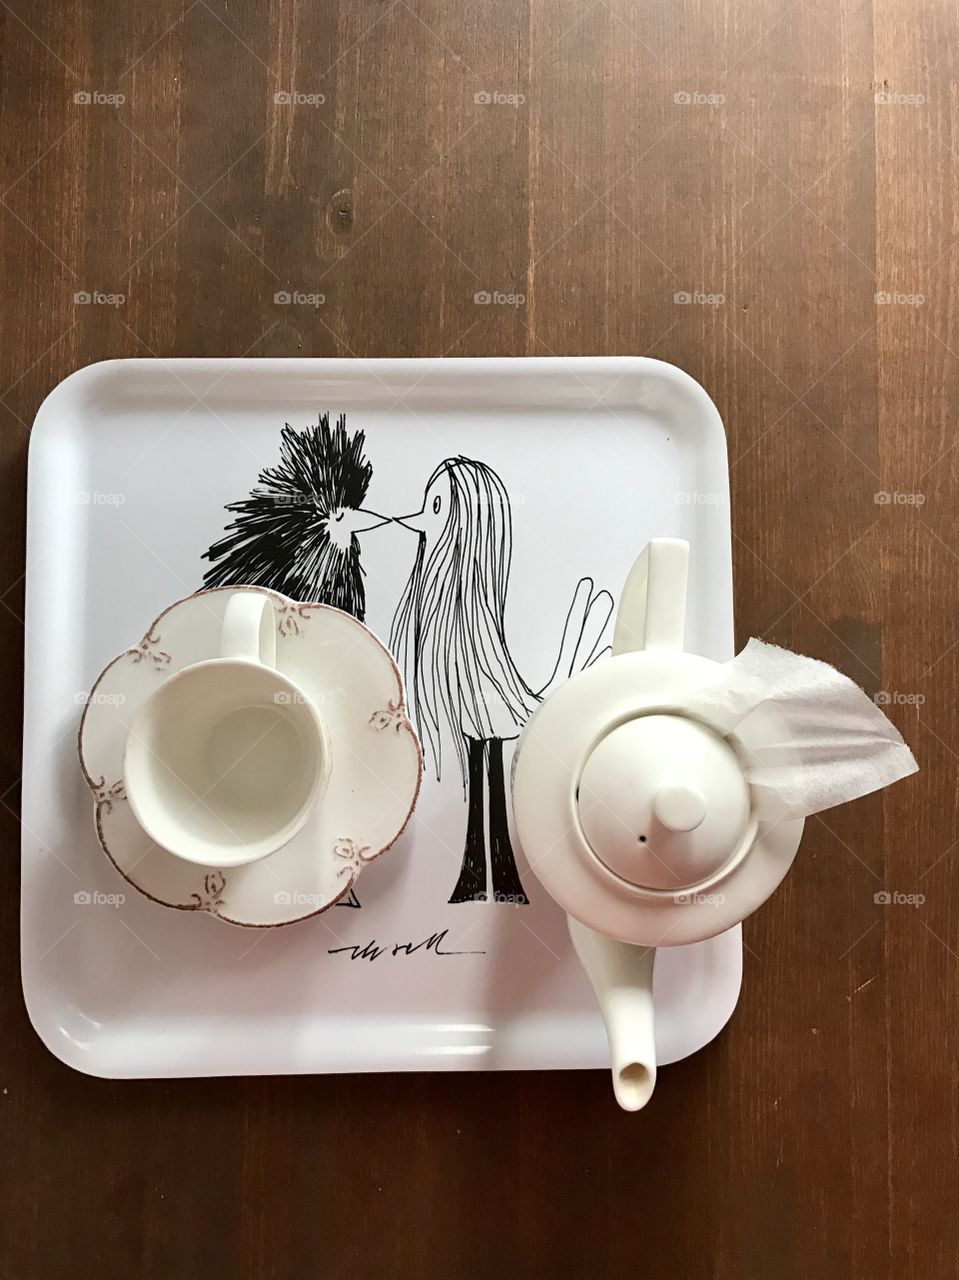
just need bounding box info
[391,457,612,906]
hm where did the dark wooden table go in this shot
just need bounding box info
[0,3,953,1277]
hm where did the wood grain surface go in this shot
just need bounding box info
[0,2,953,1277]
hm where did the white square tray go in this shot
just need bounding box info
[22,356,740,1079]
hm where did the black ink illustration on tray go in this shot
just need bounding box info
[202,414,613,908]
[390,457,613,904]
[202,413,387,622]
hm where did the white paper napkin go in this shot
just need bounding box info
[682,638,919,819]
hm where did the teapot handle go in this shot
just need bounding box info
[612,538,689,656]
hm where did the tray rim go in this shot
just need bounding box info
[29,353,733,435]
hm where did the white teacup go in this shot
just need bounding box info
[124,591,330,868]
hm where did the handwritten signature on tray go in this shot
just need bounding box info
[328,929,487,962]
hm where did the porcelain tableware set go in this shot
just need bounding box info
[26,356,918,1105]
[79,586,422,927]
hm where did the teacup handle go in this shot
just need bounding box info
[220,591,277,667]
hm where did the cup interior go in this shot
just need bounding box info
[124,659,327,867]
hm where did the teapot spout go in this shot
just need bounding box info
[568,915,657,1111]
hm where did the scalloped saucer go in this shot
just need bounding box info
[78,587,422,927]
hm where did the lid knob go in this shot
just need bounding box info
[652,783,706,832]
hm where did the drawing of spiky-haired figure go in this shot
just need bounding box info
[202,413,388,621]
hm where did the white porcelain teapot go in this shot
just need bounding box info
[511,538,916,1111]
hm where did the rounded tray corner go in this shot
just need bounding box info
[20,964,112,1079]
[30,358,136,452]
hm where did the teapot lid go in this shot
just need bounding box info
[577,713,750,891]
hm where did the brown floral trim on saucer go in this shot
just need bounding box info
[369,699,411,734]
[128,626,172,668]
[333,838,372,879]
[190,871,227,915]
[276,602,311,637]
[91,776,125,815]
